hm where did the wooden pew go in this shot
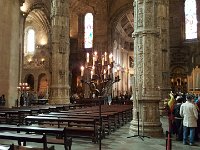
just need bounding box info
[0,132,47,150]
[0,124,72,150]
[25,116,98,143]
[9,144,55,150]
[47,112,114,135]
[0,145,10,150]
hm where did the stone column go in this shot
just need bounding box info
[130,0,169,137]
[49,0,70,104]
[0,0,22,107]
[158,0,170,115]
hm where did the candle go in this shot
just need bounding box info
[93,56,95,66]
[109,53,113,63]
[91,70,93,79]
[94,51,97,61]
[104,69,106,79]
[117,66,120,76]
[81,66,84,76]
[102,57,104,66]
[108,65,110,75]
[87,53,89,63]
[92,66,95,75]
[105,52,107,61]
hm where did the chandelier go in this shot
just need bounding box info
[80,51,120,97]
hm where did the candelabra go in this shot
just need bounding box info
[17,82,30,106]
[80,51,120,150]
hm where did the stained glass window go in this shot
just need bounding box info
[185,0,197,39]
[27,28,35,53]
[84,13,93,49]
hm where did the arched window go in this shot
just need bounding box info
[84,13,93,49]
[24,27,35,55]
[185,0,197,39]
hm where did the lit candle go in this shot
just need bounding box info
[117,66,120,76]
[94,51,97,61]
[108,65,110,75]
[109,53,113,63]
[105,52,107,61]
[104,69,106,79]
[80,66,84,76]
[91,70,93,79]
[102,57,104,66]
[114,70,117,78]
[93,56,95,66]
[87,53,89,63]
[92,66,95,74]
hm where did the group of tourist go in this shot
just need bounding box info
[167,92,200,146]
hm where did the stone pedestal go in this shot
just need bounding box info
[130,98,163,137]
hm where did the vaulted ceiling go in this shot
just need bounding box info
[116,10,134,43]
[21,0,134,49]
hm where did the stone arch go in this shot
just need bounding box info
[27,2,50,24]
[170,66,187,92]
[24,74,34,91]
[38,73,48,98]
[110,3,133,28]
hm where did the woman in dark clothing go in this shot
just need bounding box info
[20,94,24,106]
[173,96,183,141]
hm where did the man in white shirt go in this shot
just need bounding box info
[180,94,198,146]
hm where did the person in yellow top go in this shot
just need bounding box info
[168,91,175,112]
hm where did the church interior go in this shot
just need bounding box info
[0,0,200,149]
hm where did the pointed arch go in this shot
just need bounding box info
[185,0,197,39]
[84,13,93,49]
[24,27,36,55]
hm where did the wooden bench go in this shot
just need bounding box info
[25,116,98,143]
[47,112,113,135]
[0,145,10,150]
[0,124,72,150]
[9,144,55,150]
[0,132,47,150]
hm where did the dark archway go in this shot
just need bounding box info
[38,73,48,99]
[26,74,34,91]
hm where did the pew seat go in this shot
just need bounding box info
[0,125,72,150]
[0,132,47,149]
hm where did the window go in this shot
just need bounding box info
[24,27,35,55]
[84,13,93,49]
[185,0,197,39]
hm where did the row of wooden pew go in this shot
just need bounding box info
[0,104,86,124]
[24,105,133,142]
[0,104,133,150]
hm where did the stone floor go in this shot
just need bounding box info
[0,116,199,150]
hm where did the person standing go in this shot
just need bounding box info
[0,94,6,106]
[180,94,198,146]
[172,96,183,141]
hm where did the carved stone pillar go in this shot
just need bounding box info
[158,0,170,115]
[0,0,21,107]
[49,0,70,104]
[130,0,169,137]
